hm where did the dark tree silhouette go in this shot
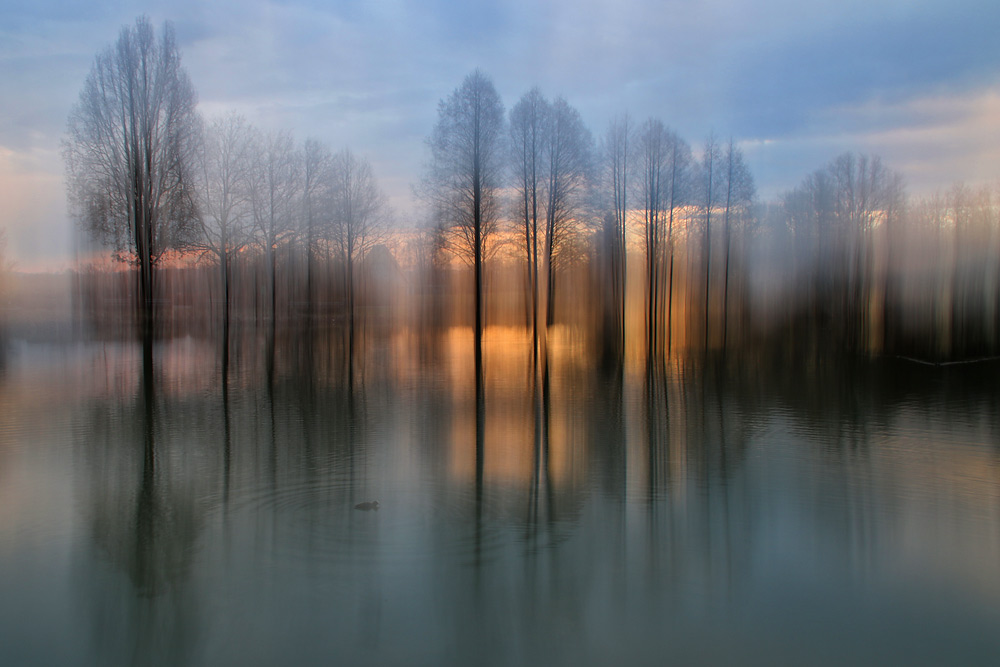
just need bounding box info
[720,138,755,352]
[249,130,300,321]
[302,137,333,317]
[782,152,904,353]
[510,87,549,360]
[64,16,200,329]
[699,134,723,350]
[424,69,505,373]
[600,114,632,362]
[637,119,669,360]
[191,112,256,339]
[328,148,389,353]
[541,97,594,328]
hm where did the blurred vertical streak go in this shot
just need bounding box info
[474,345,485,567]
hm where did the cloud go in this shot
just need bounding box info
[834,89,1000,193]
[2,0,1000,264]
[743,87,1000,198]
[727,1,1000,139]
[0,145,73,267]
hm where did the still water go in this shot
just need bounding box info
[1,327,999,665]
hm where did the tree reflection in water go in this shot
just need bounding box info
[41,319,1000,665]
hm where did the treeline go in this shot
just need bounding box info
[760,156,1000,361]
[418,70,758,370]
[422,72,1000,364]
[64,18,1000,364]
[64,17,391,348]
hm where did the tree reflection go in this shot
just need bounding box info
[79,342,206,665]
[45,305,1000,664]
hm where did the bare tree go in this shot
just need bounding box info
[191,112,256,331]
[782,152,903,352]
[249,130,300,321]
[662,130,693,355]
[880,170,906,352]
[509,87,549,357]
[906,191,949,355]
[328,148,389,348]
[699,134,723,350]
[600,114,632,359]
[720,138,755,351]
[302,138,333,315]
[637,118,667,360]
[424,69,505,369]
[64,16,199,328]
[637,120,699,361]
[542,96,594,327]
[943,182,997,356]
[830,153,900,350]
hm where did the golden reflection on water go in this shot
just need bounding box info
[440,325,587,489]
[2,327,999,512]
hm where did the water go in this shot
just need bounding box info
[1,329,999,665]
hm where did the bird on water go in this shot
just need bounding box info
[354,501,380,511]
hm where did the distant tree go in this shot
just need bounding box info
[782,152,903,352]
[0,228,9,302]
[699,134,723,349]
[879,169,906,352]
[944,183,996,356]
[600,114,632,359]
[720,138,755,351]
[249,130,300,320]
[828,152,900,350]
[637,121,698,360]
[662,130,693,355]
[328,148,389,348]
[191,112,256,330]
[302,138,333,313]
[424,69,505,368]
[63,16,200,328]
[509,87,549,355]
[542,96,594,327]
[637,119,668,359]
[906,191,948,355]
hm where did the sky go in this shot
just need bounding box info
[2,0,1000,269]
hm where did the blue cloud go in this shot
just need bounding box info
[4,0,1000,265]
[727,5,1000,138]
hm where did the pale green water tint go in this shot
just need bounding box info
[1,333,999,666]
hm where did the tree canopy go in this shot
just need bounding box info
[64,16,199,319]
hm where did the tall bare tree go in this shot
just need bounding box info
[302,138,333,315]
[637,120,697,361]
[64,16,199,328]
[699,134,723,350]
[782,152,903,352]
[638,118,667,360]
[829,152,898,350]
[600,114,632,359]
[542,96,594,327]
[424,69,505,371]
[662,130,693,355]
[720,138,755,351]
[509,87,549,358]
[328,148,388,349]
[191,112,256,332]
[249,130,300,321]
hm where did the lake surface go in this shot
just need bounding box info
[1,327,999,665]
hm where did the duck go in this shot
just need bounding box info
[354,500,380,511]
